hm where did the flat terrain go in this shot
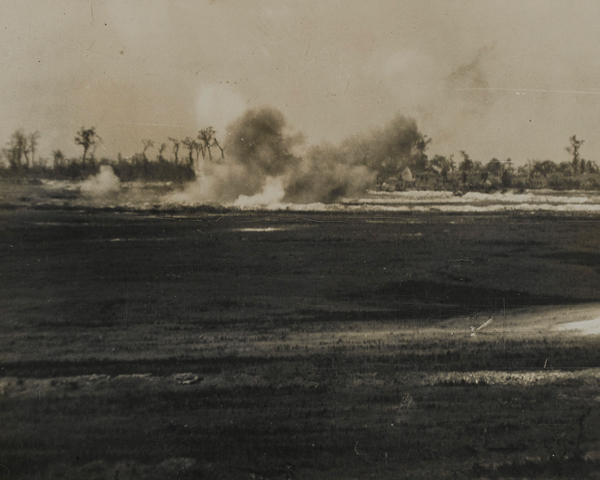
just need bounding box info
[2,196,600,478]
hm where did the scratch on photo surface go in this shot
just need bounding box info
[112,122,185,128]
[445,87,600,95]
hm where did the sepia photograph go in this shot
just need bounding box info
[2,1,600,478]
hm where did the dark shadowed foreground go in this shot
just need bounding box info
[2,205,600,479]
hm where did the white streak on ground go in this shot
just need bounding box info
[554,317,600,335]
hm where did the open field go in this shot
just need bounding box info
[2,183,600,478]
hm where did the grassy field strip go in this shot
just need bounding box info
[2,365,600,479]
[4,367,600,400]
[3,205,600,478]
[3,305,600,368]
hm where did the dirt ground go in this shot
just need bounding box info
[2,187,600,479]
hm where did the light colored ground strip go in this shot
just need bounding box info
[3,368,600,401]
[107,237,179,242]
[233,227,286,232]
[357,192,593,204]
[231,200,600,213]
[147,202,600,213]
[554,317,600,335]
[427,368,600,386]
[14,183,600,213]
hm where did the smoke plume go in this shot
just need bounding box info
[225,107,303,177]
[283,143,375,204]
[445,46,494,116]
[175,106,427,205]
[80,165,121,197]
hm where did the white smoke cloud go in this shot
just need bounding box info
[233,177,285,207]
[80,165,120,197]
[167,162,252,205]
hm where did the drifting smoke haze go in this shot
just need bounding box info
[80,165,121,197]
[172,107,302,204]
[173,106,427,205]
[283,143,375,204]
[283,115,423,203]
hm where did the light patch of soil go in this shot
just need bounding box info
[453,303,600,336]
[427,368,600,387]
[554,317,600,335]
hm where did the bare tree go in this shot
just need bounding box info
[566,135,584,175]
[198,126,224,162]
[193,141,203,165]
[141,139,154,161]
[448,154,456,175]
[181,137,196,166]
[412,135,432,171]
[168,137,180,164]
[28,131,40,166]
[157,143,167,162]
[213,137,224,159]
[52,149,65,169]
[198,127,213,161]
[458,151,474,183]
[4,129,29,169]
[75,127,100,164]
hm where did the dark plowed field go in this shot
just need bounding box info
[2,206,600,479]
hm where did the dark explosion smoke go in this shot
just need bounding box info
[183,106,427,205]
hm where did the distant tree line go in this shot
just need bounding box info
[1,125,599,192]
[2,129,41,171]
[378,134,600,192]
[0,125,225,183]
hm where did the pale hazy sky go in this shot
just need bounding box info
[2,0,600,164]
